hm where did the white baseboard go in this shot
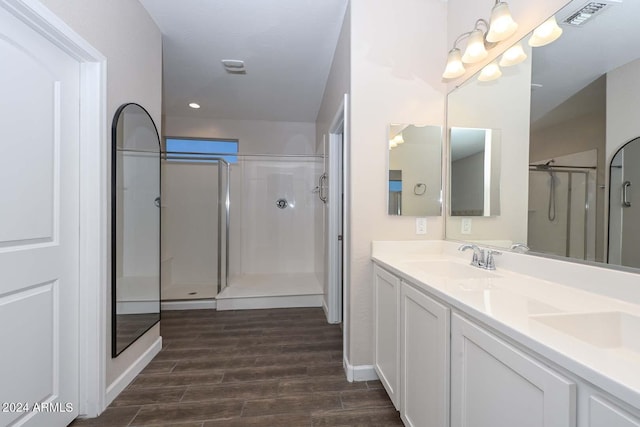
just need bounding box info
[161,299,217,311]
[322,299,329,319]
[343,356,378,382]
[216,294,322,311]
[105,337,162,406]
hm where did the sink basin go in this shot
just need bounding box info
[405,260,500,281]
[530,311,640,352]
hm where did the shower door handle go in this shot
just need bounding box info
[623,181,632,207]
[319,173,328,203]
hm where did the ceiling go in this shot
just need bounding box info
[139,0,348,123]
[530,0,640,127]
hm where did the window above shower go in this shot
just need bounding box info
[165,137,238,163]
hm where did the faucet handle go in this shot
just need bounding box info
[510,243,530,253]
[485,250,501,270]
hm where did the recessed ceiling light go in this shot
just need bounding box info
[188,102,200,109]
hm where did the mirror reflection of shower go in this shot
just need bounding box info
[528,153,597,261]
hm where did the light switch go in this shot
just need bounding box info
[416,217,427,235]
[461,218,472,234]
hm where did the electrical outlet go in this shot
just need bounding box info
[416,217,427,235]
[461,218,472,234]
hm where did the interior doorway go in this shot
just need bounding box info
[327,95,348,326]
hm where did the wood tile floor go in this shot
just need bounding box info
[70,307,403,426]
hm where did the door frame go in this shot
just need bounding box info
[327,94,350,352]
[2,0,108,417]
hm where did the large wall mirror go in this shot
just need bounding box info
[387,124,442,216]
[112,103,161,357]
[446,0,640,271]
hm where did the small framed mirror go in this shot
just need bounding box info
[449,127,501,217]
[387,124,442,216]
[112,103,161,357]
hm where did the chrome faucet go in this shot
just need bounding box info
[458,244,501,270]
[458,244,485,268]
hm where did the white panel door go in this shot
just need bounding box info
[0,4,80,426]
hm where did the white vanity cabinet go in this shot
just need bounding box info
[586,395,640,427]
[373,264,401,408]
[400,281,450,427]
[451,313,576,427]
[372,260,640,427]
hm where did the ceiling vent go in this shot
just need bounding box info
[562,1,620,27]
[221,59,246,74]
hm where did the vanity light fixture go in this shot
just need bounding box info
[443,2,518,79]
[486,1,519,42]
[478,61,502,82]
[499,43,527,67]
[529,15,563,47]
[188,102,201,109]
[393,134,405,145]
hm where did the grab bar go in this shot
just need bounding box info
[319,173,328,203]
[623,181,632,207]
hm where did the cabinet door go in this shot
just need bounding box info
[373,264,401,408]
[589,396,640,427]
[451,313,576,427]
[401,282,450,427]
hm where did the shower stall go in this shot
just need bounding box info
[160,151,324,309]
[527,161,597,260]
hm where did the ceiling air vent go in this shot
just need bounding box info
[221,59,246,74]
[562,1,620,27]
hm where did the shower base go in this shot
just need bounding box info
[216,273,323,311]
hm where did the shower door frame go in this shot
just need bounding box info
[528,166,594,260]
[162,152,231,295]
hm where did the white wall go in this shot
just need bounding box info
[164,116,316,154]
[606,59,640,167]
[347,0,447,365]
[39,0,162,388]
[316,4,351,300]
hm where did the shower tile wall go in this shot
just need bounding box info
[229,158,323,277]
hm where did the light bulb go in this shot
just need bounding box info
[487,2,518,42]
[478,62,502,82]
[529,15,563,47]
[499,43,527,67]
[462,29,489,64]
[393,134,405,145]
[442,48,466,79]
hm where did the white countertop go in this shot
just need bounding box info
[372,240,640,409]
